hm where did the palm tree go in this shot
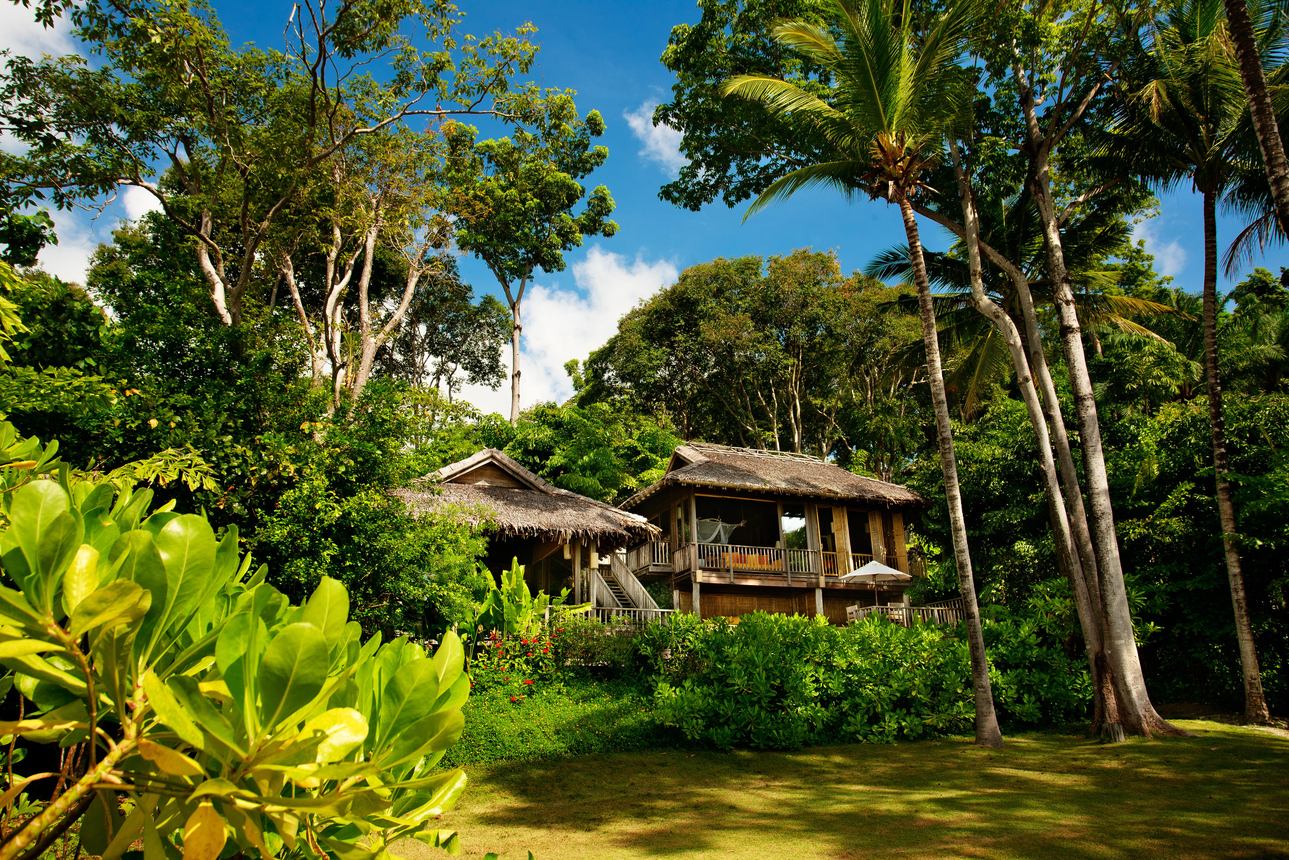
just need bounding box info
[1117,0,1271,723]
[722,0,1002,747]
[1221,0,1289,233]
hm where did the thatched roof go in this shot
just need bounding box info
[394,449,658,547]
[621,443,926,510]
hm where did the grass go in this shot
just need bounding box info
[407,720,1289,859]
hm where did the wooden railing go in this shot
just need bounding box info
[846,597,965,626]
[590,607,676,628]
[627,540,672,572]
[608,553,660,610]
[697,543,787,574]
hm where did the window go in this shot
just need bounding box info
[781,504,808,550]
[849,509,874,556]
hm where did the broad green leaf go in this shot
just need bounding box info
[143,669,203,750]
[69,579,150,637]
[2,652,86,695]
[137,738,204,777]
[430,630,464,687]
[60,544,100,614]
[170,675,244,757]
[216,611,267,734]
[80,790,124,857]
[258,622,328,727]
[374,658,439,750]
[8,480,70,595]
[299,576,349,648]
[181,802,227,860]
[299,707,368,763]
[35,511,82,608]
[154,514,217,637]
[0,639,58,659]
[114,530,167,649]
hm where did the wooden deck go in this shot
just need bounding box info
[628,540,924,582]
[846,598,965,626]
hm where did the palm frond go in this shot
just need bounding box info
[743,160,865,220]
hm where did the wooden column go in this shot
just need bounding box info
[814,587,824,618]
[868,510,887,565]
[588,541,599,607]
[691,579,702,618]
[833,507,852,567]
[572,541,582,604]
[891,512,909,573]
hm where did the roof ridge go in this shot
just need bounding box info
[687,441,825,464]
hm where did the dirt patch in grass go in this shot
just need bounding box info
[403,720,1289,859]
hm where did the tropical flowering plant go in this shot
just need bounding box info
[468,628,558,700]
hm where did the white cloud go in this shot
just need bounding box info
[37,208,108,285]
[1132,219,1187,279]
[458,247,679,417]
[122,185,163,221]
[1,3,76,155]
[624,101,687,175]
[0,2,75,59]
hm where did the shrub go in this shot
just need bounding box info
[0,427,471,857]
[641,611,1090,750]
[443,680,672,766]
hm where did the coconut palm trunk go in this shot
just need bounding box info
[948,142,1122,738]
[1201,188,1272,724]
[1029,162,1178,737]
[1222,0,1289,234]
[898,194,1003,749]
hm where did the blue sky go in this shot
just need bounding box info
[2,0,1280,415]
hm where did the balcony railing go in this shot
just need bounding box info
[627,540,672,573]
[690,543,910,581]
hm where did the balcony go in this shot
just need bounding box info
[629,540,921,583]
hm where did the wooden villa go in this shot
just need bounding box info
[621,443,931,624]
[394,449,661,603]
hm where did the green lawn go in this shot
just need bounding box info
[414,720,1289,859]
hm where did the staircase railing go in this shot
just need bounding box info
[608,553,660,610]
[590,568,622,609]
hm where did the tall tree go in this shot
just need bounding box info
[0,0,539,327]
[1221,0,1289,233]
[1116,0,1272,723]
[448,95,617,422]
[722,0,1003,747]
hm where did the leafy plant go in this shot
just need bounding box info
[0,426,472,858]
[472,560,584,640]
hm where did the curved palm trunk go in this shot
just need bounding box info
[949,144,1122,738]
[1201,189,1272,724]
[1029,165,1179,737]
[1222,0,1289,235]
[897,194,1003,749]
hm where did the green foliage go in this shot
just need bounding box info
[580,249,925,472]
[479,401,680,503]
[0,428,472,858]
[442,680,667,767]
[639,611,1088,750]
[472,561,583,640]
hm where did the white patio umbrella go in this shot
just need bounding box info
[840,559,912,587]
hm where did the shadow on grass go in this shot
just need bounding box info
[445,721,1289,859]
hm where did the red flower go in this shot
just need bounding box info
[523,679,534,685]
[542,646,550,653]
[510,695,518,702]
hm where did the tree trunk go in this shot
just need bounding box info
[1028,160,1179,737]
[510,297,523,424]
[898,194,1003,749]
[1201,188,1272,724]
[1223,0,1289,235]
[949,143,1121,738]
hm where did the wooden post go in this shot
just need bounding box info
[891,512,909,573]
[691,579,702,618]
[573,542,582,604]
[815,587,824,618]
[833,507,852,567]
[672,585,681,611]
[868,510,887,565]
